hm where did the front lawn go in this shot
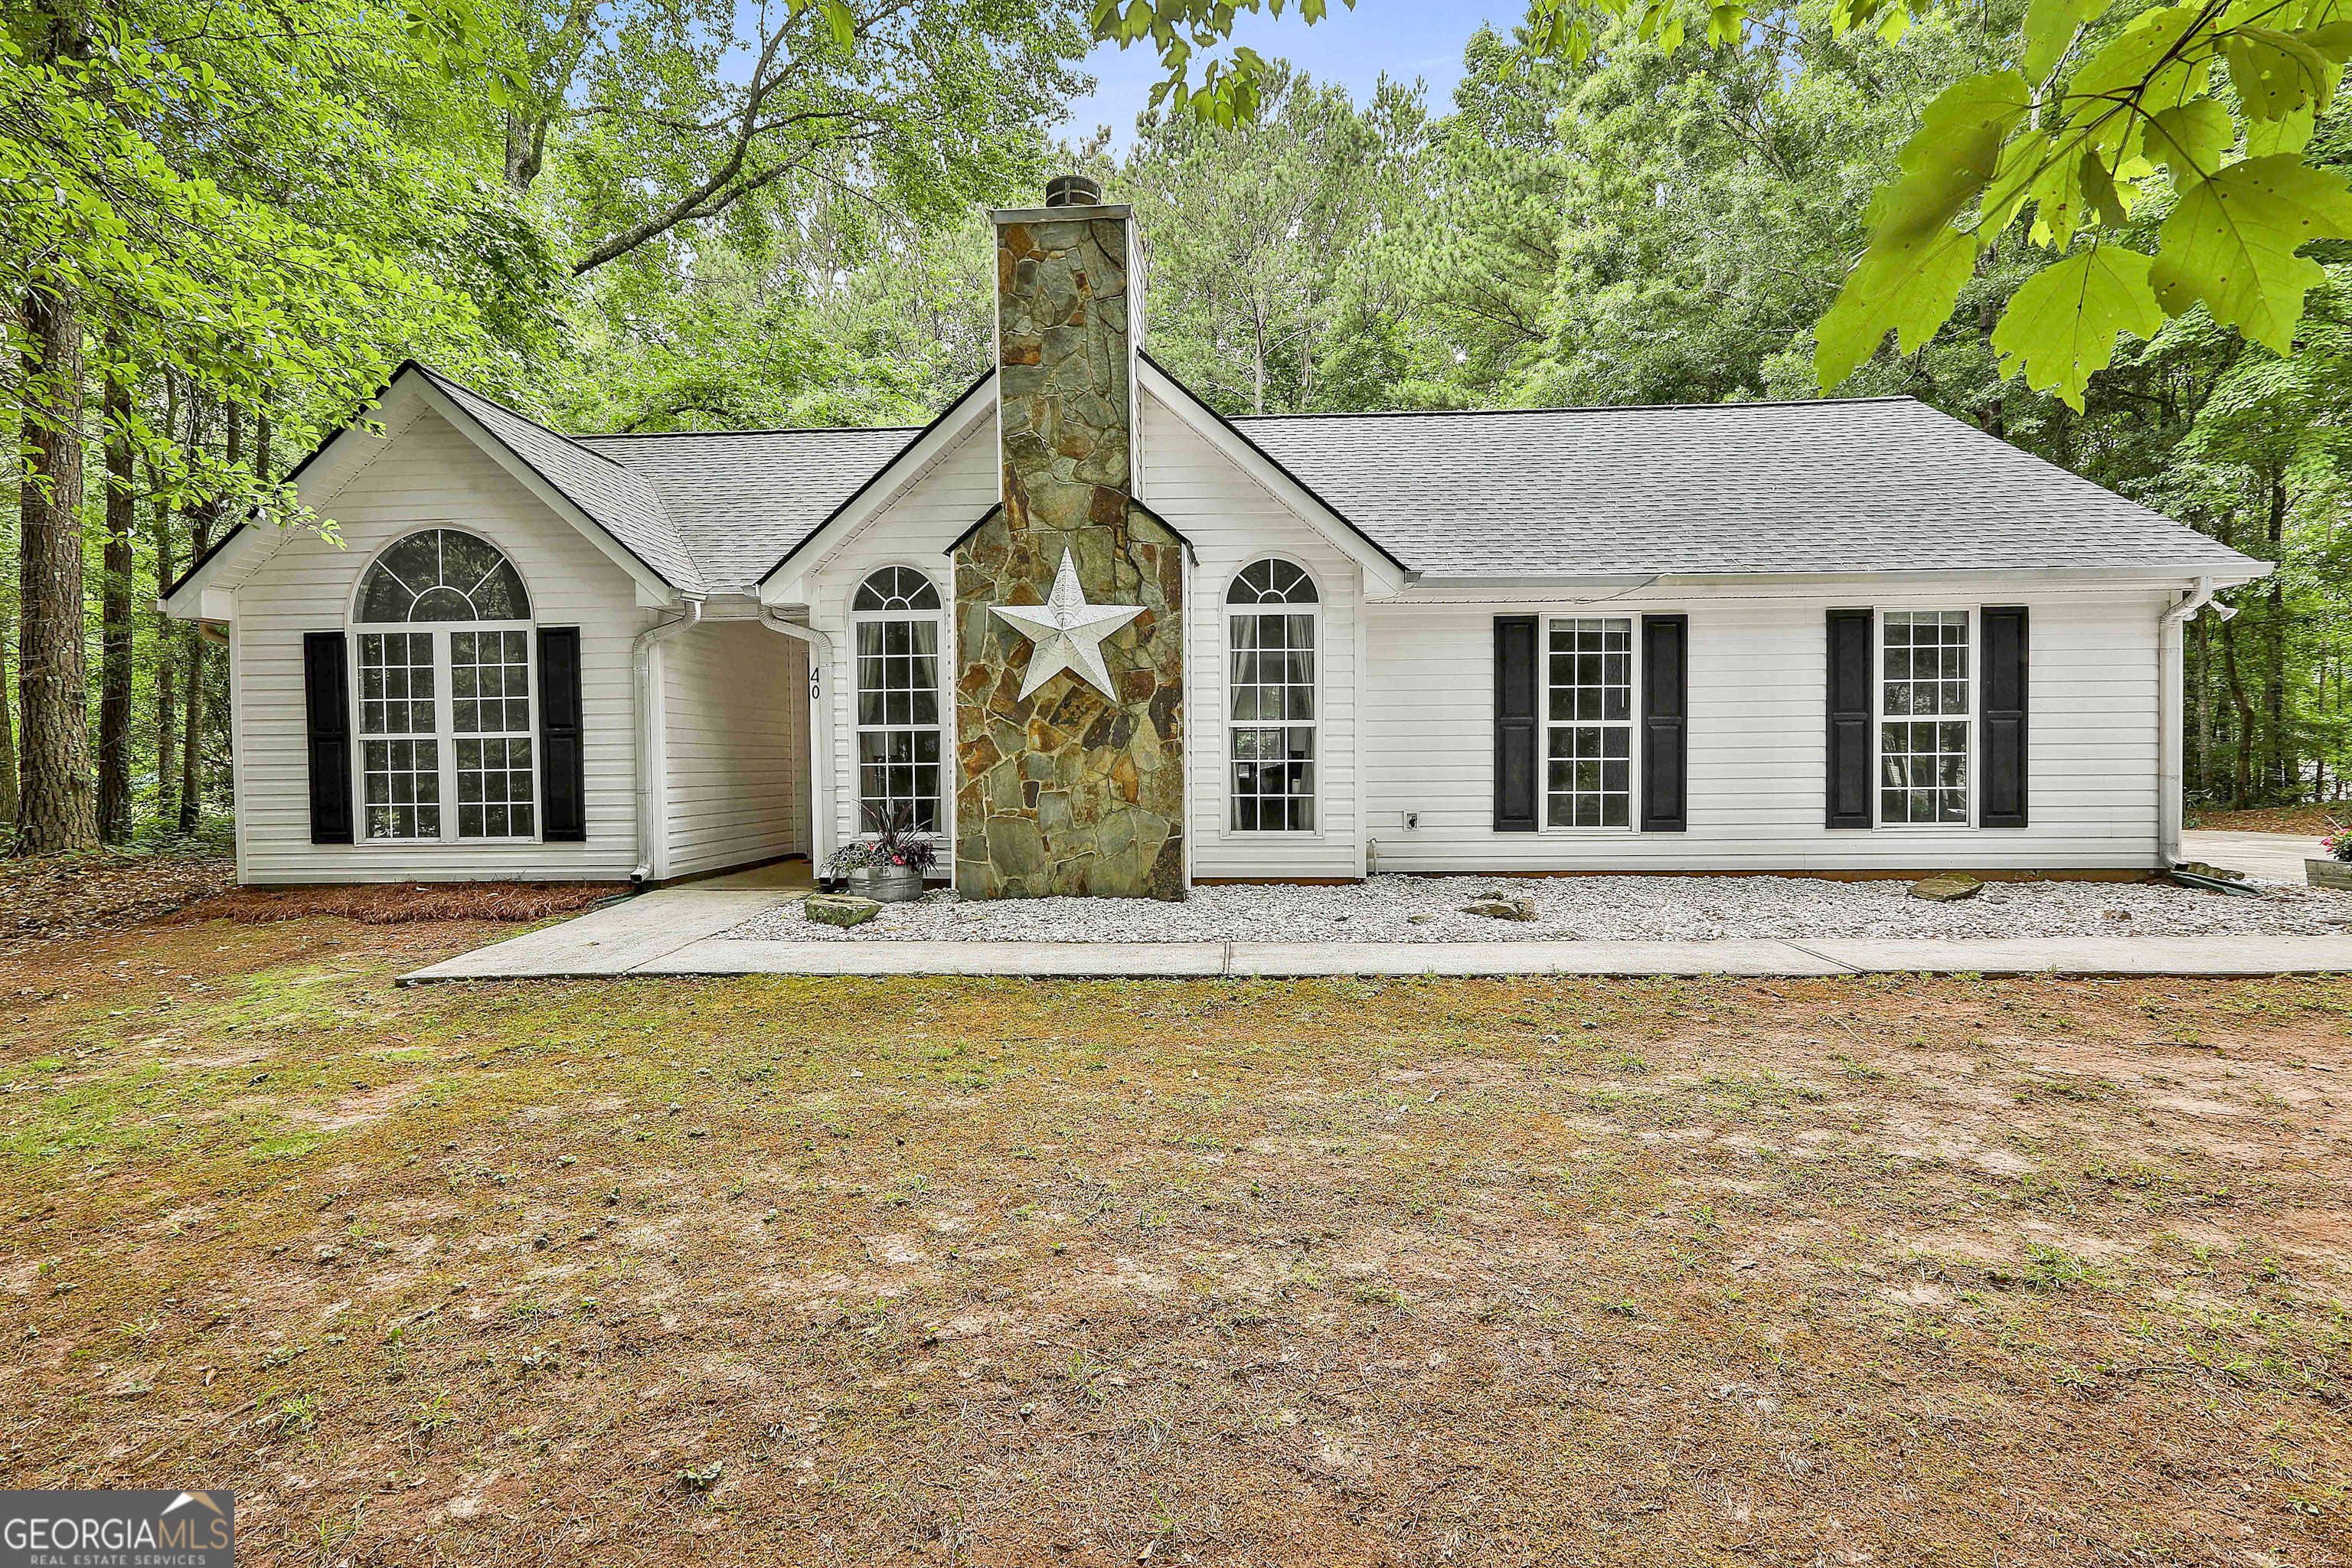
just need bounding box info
[2,916,2345,1565]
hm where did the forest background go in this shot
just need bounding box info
[5,0,2346,854]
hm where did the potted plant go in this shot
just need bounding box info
[825,805,938,903]
[2311,822,2352,891]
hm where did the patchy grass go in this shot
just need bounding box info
[2,919,2349,1565]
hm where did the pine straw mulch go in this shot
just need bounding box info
[2187,804,2350,835]
[0,846,238,946]
[0,848,622,942]
[173,880,626,926]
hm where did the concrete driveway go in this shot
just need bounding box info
[2180,828,2330,882]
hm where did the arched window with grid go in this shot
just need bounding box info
[851,566,944,833]
[350,530,536,842]
[1226,559,1318,833]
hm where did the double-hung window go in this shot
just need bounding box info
[1545,616,1633,828]
[351,529,537,842]
[1879,609,1971,825]
[1227,559,1318,832]
[852,567,943,832]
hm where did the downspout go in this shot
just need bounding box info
[757,608,835,874]
[2158,577,2220,869]
[631,599,703,883]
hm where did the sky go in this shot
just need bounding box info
[1057,2,1521,145]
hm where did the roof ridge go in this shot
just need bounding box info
[1230,395,1920,420]
[578,423,927,440]
[413,364,651,476]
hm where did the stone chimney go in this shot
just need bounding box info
[949,178,1187,900]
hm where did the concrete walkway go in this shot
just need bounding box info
[402,856,2352,981]
[2180,828,2330,883]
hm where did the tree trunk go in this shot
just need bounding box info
[97,335,135,842]
[2262,469,2288,800]
[2193,612,2213,802]
[177,512,207,834]
[0,638,18,829]
[152,378,181,828]
[2220,612,2257,808]
[15,284,98,854]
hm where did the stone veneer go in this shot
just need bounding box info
[952,207,1186,900]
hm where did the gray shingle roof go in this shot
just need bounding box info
[577,426,918,593]
[418,369,706,593]
[400,367,2259,595]
[1233,396,2258,577]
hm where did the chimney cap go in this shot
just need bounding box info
[1044,173,1104,208]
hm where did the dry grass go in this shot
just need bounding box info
[176,882,626,926]
[2189,805,2349,836]
[2,915,2348,1566]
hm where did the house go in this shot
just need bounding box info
[162,176,2269,894]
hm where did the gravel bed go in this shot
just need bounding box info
[730,873,2352,944]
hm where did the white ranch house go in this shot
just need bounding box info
[163,182,2267,893]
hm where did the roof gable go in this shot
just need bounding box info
[753,371,998,601]
[165,363,693,616]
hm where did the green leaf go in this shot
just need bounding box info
[2066,7,2216,121]
[2023,0,2120,80]
[1991,245,2164,409]
[2142,99,2234,185]
[1813,71,2041,387]
[820,0,854,50]
[2149,154,2352,351]
[1815,222,1978,387]
[2077,147,2128,227]
[2246,101,2317,155]
[2223,27,2335,118]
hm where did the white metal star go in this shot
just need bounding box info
[991,549,1145,701]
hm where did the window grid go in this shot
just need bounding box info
[357,633,439,840]
[1227,560,1318,834]
[452,629,535,840]
[362,738,441,841]
[358,632,434,738]
[349,531,537,845]
[853,570,943,834]
[1880,609,1971,825]
[1544,616,1633,828]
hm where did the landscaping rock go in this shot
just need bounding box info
[1909,874,1982,903]
[1464,898,1537,922]
[806,893,881,928]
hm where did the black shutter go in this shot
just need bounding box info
[538,626,586,841]
[303,632,353,844]
[1825,609,1873,830]
[1979,605,2029,828]
[1640,614,1687,832]
[1494,616,1539,832]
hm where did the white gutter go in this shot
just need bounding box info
[2157,577,2222,869]
[756,608,836,874]
[631,599,704,882]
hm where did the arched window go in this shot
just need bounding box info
[851,567,943,832]
[349,530,537,843]
[1227,559,1318,832]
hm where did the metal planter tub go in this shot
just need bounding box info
[848,864,927,904]
[2310,858,2352,892]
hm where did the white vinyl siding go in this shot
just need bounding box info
[1142,391,1362,880]
[658,616,808,880]
[806,420,996,858]
[226,406,645,883]
[1364,587,2170,873]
